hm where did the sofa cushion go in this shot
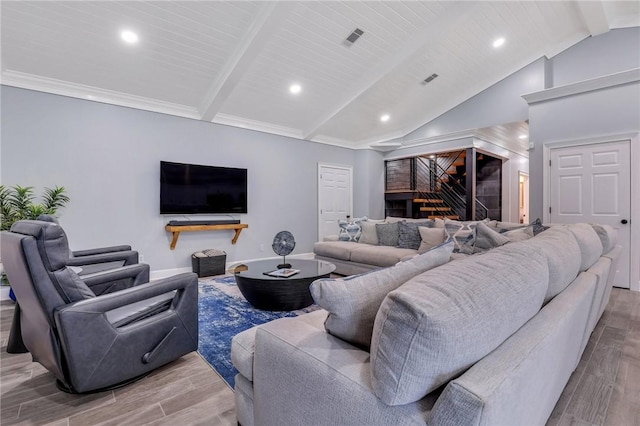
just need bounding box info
[338,216,367,242]
[526,226,581,303]
[310,241,453,349]
[370,243,549,405]
[590,224,616,254]
[566,223,603,271]
[376,222,400,247]
[418,227,446,254]
[359,219,384,245]
[397,220,433,250]
[350,244,417,267]
[313,241,362,261]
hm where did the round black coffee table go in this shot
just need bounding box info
[234,259,335,311]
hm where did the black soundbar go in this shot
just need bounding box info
[168,219,241,226]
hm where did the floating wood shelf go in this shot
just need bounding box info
[165,223,248,250]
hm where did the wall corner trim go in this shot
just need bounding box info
[522,68,640,105]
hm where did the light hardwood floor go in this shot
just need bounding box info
[1,287,639,425]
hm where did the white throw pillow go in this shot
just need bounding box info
[418,227,446,254]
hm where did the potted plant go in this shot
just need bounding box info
[0,185,70,300]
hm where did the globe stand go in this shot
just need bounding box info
[277,256,291,269]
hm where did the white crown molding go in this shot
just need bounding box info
[213,113,305,140]
[0,70,201,119]
[522,68,640,105]
[310,135,359,149]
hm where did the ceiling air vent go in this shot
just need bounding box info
[343,28,364,47]
[422,73,439,84]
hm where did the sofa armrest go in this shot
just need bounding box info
[252,316,435,425]
[323,234,339,242]
[429,272,596,426]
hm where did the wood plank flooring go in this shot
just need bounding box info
[1,287,639,425]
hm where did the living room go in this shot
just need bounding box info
[1,1,639,425]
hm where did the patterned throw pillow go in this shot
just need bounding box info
[460,221,511,254]
[444,218,484,252]
[530,218,550,236]
[376,222,400,247]
[397,220,434,250]
[338,216,367,242]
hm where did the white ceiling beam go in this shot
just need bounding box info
[576,1,610,36]
[302,2,480,141]
[199,2,291,122]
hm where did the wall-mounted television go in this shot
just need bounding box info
[160,161,247,214]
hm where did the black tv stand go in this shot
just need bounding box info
[168,219,241,226]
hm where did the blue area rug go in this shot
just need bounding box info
[197,275,318,388]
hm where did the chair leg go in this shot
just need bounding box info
[7,303,28,354]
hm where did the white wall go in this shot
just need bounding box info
[1,86,358,272]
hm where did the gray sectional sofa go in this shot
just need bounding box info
[232,222,621,426]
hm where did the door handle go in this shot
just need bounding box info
[621,219,628,224]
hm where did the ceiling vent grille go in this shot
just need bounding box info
[344,28,364,46]
[422,73,439,84]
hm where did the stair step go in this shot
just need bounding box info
[420,206,452,212]
[413,198,444,203]
[427,215,460,220]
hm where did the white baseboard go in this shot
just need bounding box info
[149,252,315,280]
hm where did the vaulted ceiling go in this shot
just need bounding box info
[1,1,638,149]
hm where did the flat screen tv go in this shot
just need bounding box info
[160,161,247,214]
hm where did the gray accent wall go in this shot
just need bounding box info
[1,86,358,271]
[353,149,385,220]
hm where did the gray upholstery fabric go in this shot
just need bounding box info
[430,272,596,425]
[252,317,438,426]
[462,221,510,254]
[443,218,485,252]
[418,227,446,254]
[350,244,417,267]
[311,242,453,348]
[579,259,611,357]
[312,241,361,261]
[527,226,582,303]
[504,225,534,242]
[376,222,400,246]
[591,224,617,254]
[370,243,549,405]
[359,220,384,245]
[567,223,603,271]
[397,220,433,250]
[235,374,255,426]
[232,327,258,381]
[2,220,199,393]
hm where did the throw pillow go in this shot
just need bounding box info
[397,220,434,250]
[376,222,400,247]
[471,221,511,251]
[338,216,367,242]
[503,226,534,242]
[418,227,446,254]
[310,241,454,349]
[444,218,486,252]
[359,219,385,245]
[530,218,550,236]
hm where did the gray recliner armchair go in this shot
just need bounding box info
[37,214,139,276]
[2,220,199,393]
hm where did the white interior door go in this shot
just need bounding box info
[318,164,352,239]
[550,140,631,288]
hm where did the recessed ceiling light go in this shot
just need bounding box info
[289,84,301,94]
[380,114,390,122]
[492,37,505,48]
[121,30,139,44]
[519,134,527,139]
[429,155,436,159]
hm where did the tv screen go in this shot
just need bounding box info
[160,161,247,214]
